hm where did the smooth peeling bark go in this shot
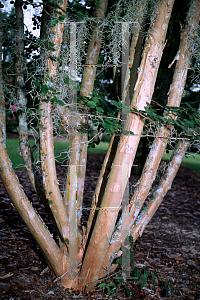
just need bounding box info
[66,0,108,224]
[127,0,200,233]
[1,21,65,277]
[39,0,69,243]
[39,101,69,243]
[86,0,147,249]
[79,0,108,98]
[0,132,66,277]
[85,134,119,243]
[166,0,200,107]
[63,0,108,260]
[131,138,190,241]
[100,0,200,276]
[78,0,174,290]
[130,0,174,111]
[63,131,87,272]
[122,0,147,103]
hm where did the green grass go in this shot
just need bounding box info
[162,150,200,174]
[5,139,200,174]
[6,139,109,169]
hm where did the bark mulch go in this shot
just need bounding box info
[0,137,200,299]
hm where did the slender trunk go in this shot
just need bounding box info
[78,0,174,291]
[86,0,148,248]
[39,0,69,244]
[131,138,190,240]
[0,141,66,276]
[63,1,109,280]
[0,34,66,277]
[123,0,147,103]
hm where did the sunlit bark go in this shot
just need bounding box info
[0,0,199,293]
[0,29,66,276]
[62,1,109,281]
[100,0,200,276]
[39,1,69,246]
[131,138,190,240]
[78,0,174,290]
[86,0,148,249]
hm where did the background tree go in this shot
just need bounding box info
[0,0,200,293]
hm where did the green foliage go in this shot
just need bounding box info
[132,102,200,143]
[79,90,135,149]
[98,235,173,298]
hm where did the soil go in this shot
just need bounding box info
[0,133,200,299]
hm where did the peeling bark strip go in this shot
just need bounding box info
[128,0,200,228]
[122,0,148,104]
[80,0,108,98]
[131,139,190,240]
[85,0,148,245]
[0,12,64,278]
[99,0,200,277]
[63,0,109,275]
[0,134,65,277]
[39,0,69,245]
[78,0,174,290]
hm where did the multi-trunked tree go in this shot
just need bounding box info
[0,0,200,292]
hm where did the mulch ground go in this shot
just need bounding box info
[0,134,200,299]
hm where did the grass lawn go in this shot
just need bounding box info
[162,150,200,174]
[5,139,109,169]
[5,139,200,174]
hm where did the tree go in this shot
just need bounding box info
[0,0,200,293]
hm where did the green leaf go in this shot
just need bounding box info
[41,37,47,42]
[88,101,96,108]
[98,283,106,288]
[125,284,130,297]
[107,283,115,287]
[34,81,41,88]
[185,102,193,109]
[92,97,99,104]
[64,238,70,245]
[41,86,48,95]
[50,19,58,27]
[152,272,156,289]
[96,107,104,114]
[59,14,65,22]
[92,90,99,98]
[123,130,132,135]
[133,269,141,283]
[94,0,102,9]
[106,287,111,296]
[170,279,174,296]
[141,273,147,288]
[51,96,65,106]
[49,42,54,47]
[111,100,121,108]
[102,122,114,131]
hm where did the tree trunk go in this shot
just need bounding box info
[0,0,199,294]
[78,0,175,291]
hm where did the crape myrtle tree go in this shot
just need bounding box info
[0,0,200,292]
